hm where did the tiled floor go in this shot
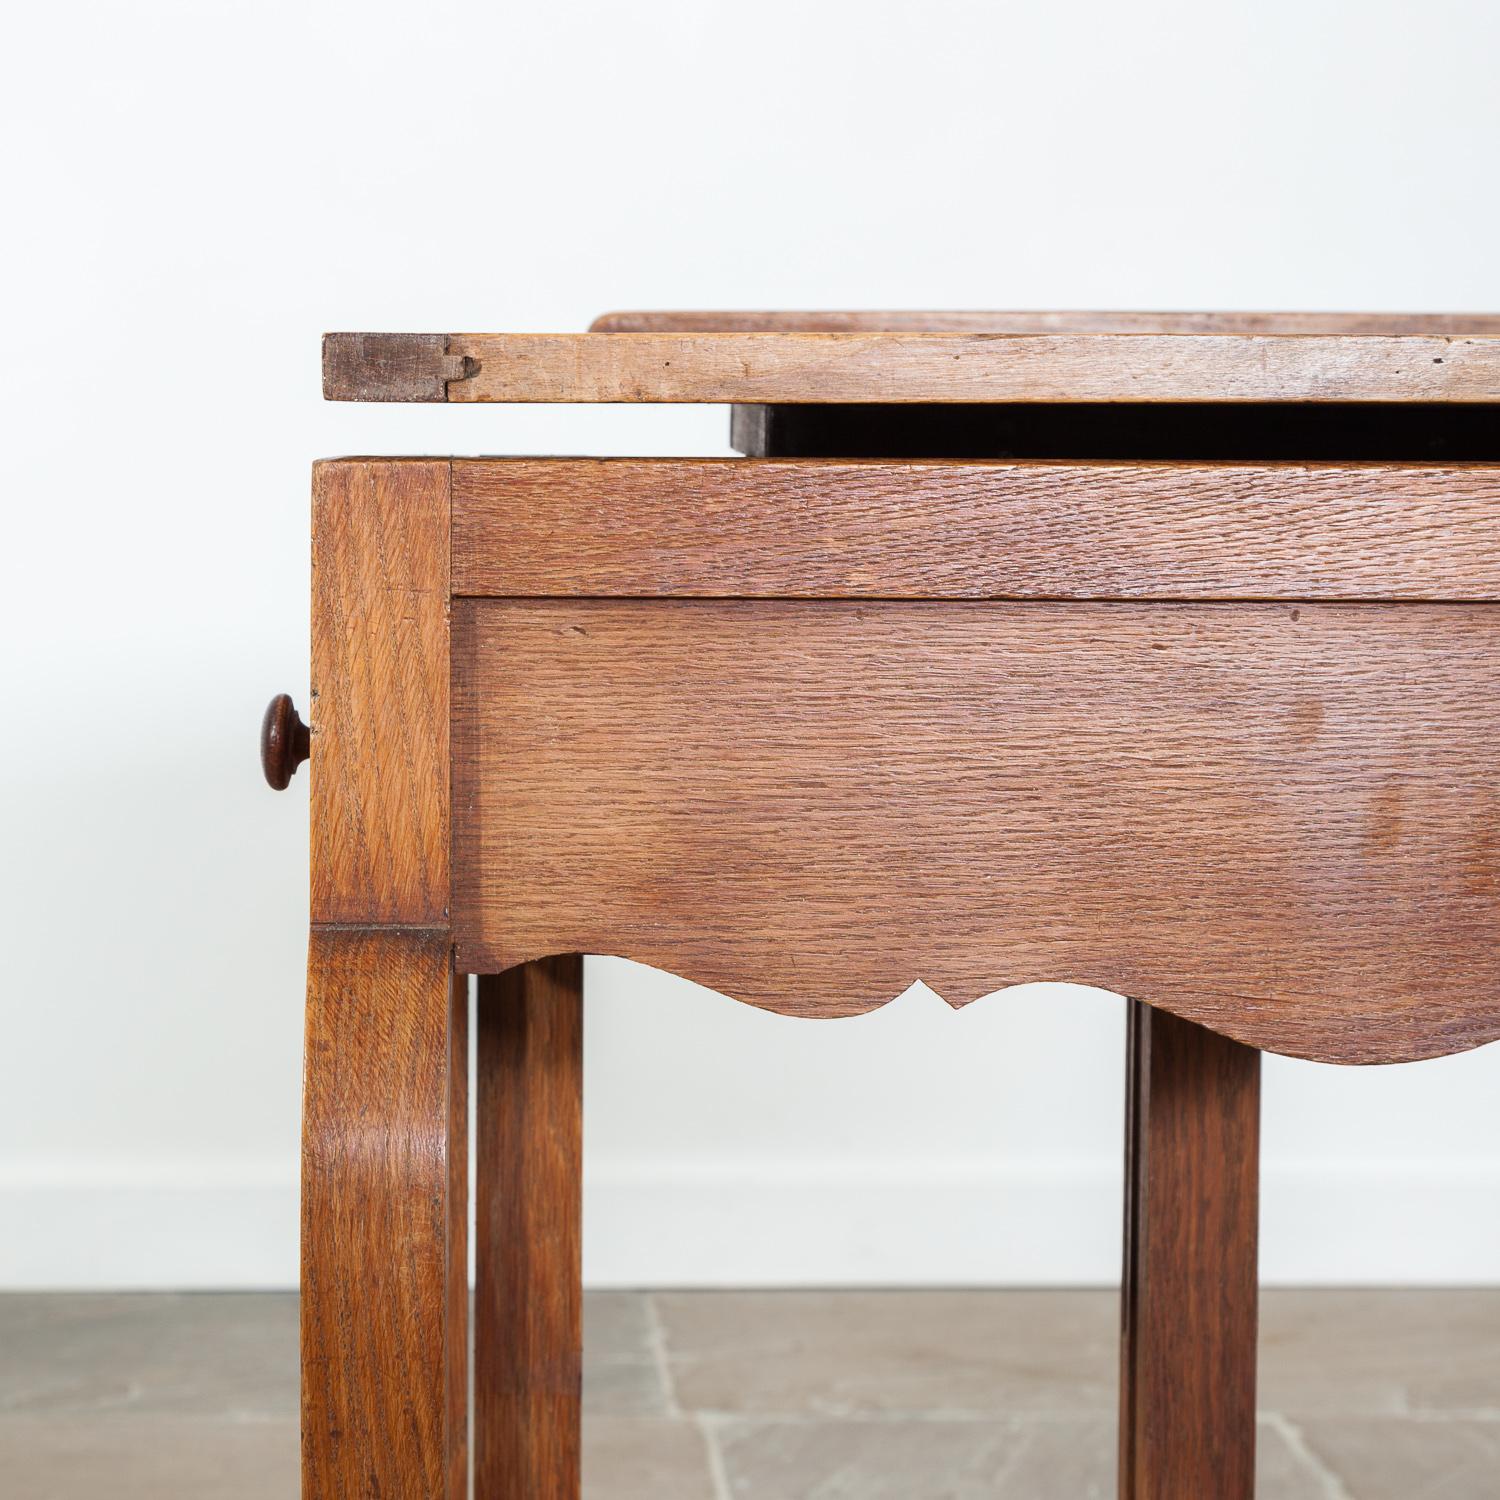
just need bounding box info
[1,1290,1497,1497]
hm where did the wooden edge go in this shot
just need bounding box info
[323,331,1500,404]
[592,309,1500,335]
[457,953,1500,1067]
[322,333,476,402]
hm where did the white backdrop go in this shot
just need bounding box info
[3,0,1498,1289]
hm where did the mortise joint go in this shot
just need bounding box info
[322,332,478,401]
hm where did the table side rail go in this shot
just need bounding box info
[451,457,1500,601]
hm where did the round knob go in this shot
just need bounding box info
[261,694,310,789]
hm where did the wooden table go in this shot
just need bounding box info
[271,311,1500,1499]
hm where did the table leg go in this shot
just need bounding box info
[301,927,469,1500]
[1120,1001,1261,1500]
[476,956,585,1500]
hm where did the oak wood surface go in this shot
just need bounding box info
[302,928,468,1500]
[476,958,584,1500]
[1120,1003,1260,1500]
[452,598,1500,1064]
[451,458,1500,600]
[392,332,1500,404]
[592,309,1500,335]
[310,459,451,924]
[305,457,462,1499]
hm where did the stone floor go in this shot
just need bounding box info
[0,1290,1496,1497]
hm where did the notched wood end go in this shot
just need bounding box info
[322,332,477,402]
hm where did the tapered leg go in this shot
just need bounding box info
[476,956,585,1500]
[1120,1002,1261,1500]
[302,927,469,1500]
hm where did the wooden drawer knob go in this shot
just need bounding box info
[261,694,310,789]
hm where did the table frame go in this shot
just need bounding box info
[300,321,1500,1499]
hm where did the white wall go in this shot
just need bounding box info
[3,0,1498,1290]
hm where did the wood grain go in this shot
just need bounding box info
[593,309,1500,335]
[452,599,1500,1064]
[322,333,475,401]
[451,458,1500,600]
[302,928,467,1500]
[1120,1003,1260,1500]
[476,958,584,1500]
[426,332,1500,404]
[311,459,451,924]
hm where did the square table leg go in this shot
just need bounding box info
[476,956,585,1499]
[301,927,469,1499]
[1120,1001,1261,1499]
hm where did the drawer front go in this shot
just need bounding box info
[451,595,1500,1064]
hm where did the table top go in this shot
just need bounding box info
[590,309,1500,335]
[323,312,1500,405]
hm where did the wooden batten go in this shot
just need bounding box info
[323,330,1500,404]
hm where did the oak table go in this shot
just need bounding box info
[269,312,1500,1500]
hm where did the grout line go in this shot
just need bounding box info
[1402,1407,1500,1422]
[1261,1412,1355,1500]
[642,1293,684,1420]
[644,1292,737,1498]
[679,1408,1115,1425]
[694,1413,737,1500]
[681,1404,1116,1416]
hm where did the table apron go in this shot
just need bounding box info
[450,590,1500,1065]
